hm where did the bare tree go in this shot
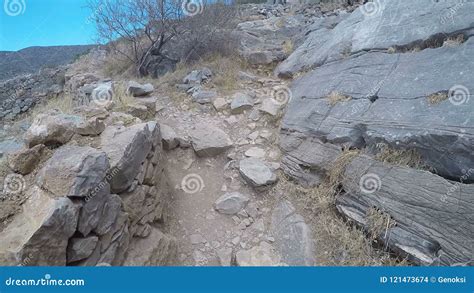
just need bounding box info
[89,0,237,77]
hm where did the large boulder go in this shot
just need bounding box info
[190,124,233,157]
[0,186,79,266]
[337,155,474,266]
[100,123,153,193]
[37,145,110,198]
[24,111,84,147]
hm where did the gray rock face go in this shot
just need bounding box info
[24,111,84,147]
[337,155,474,266]
[281,38,474,182]
[127,81,154,97]
[280,132,342,187]
[230,92,254,114]
[239,158,278,188]
[214,192,250,215]
[0,186,79,266]
[190,124,233,157]
[100,123,152,193]
[67,236,99,263]
[183,67,212,85]
[123,228,178,266]
[37,145,110,197]
[160,124,179,150]
[271,200,315,266]
[277,0,474,77]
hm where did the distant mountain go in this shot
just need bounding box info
[0,45,97,81]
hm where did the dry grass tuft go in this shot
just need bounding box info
[282,40,294,55]
[443,34,465,47]
[327,91,351,105]
[155,54,247,104]
[387,47,396,54]
[366,207,396,242]
[31,94,74,118]
[276,173,406,266]
[374,144,430,170]
[427,92,448,104]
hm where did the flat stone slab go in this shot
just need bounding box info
[271,200,315,266]
[239,158,278,188]
[190,124,233,157]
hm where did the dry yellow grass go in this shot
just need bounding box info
[366,207,396,242]
[327,91,351,106]
[31,94,74,118]
[282,40,294,55]
[443,34,464,47]
[374,144,430,170]
[155,54,248,104]
[276,173,407,266]
[427,92,448,104]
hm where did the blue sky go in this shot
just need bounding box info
[0,0,96,51]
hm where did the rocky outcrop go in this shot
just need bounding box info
[279,0,474,265]
[0,119,176,266]
[336,155,474,266]
[276,0,474,77]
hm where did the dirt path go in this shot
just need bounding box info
[154,73,310,266]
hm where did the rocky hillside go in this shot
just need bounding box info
[0,1,472,267]
[0,45,96,81]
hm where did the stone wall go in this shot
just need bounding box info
[0,111,178,266]
[0,67,66,120]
